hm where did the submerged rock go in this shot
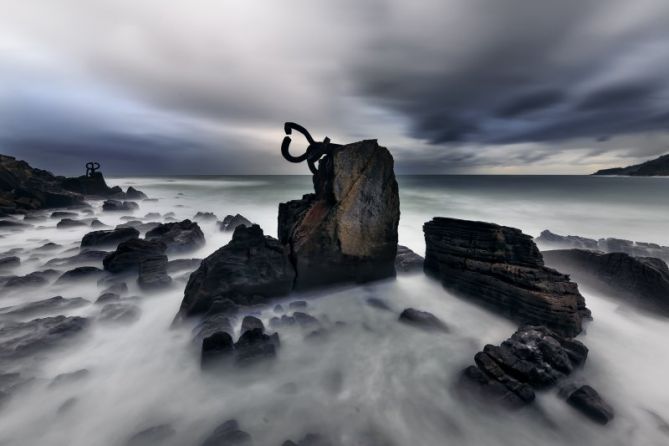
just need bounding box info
[56,266,105,283]
[201,331,235,367]
[56,218,88,228]
[424,217,588,337]
[98,303,141,324]
[81,227,139,249]
[103,239,167,274]
[0,296,89,318]
[177,224,295,318]
[194,211,218,221]
[200,419,252,446]
[566,385,615,424]
[543,249,669,315]
[125,186,147,200]
[234,327,279,366]
[3,270,60,288]
[46,250,108,267]
[0,256,20,270]
[102,200,139,212]
[278,139,400,290]
[399,308,449,332]
[125,424,175,446]
[50,211,78,219]
[0,315,88,359]
[144,219,205,253]
[218,214,252,232]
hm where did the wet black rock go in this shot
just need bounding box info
[0,315,88,359]
[81,227,140,249]
[177,224,295,319]
[56,266,106,283]
[137,255,172,290]
[0,256,20,269]
[116,220,160,233]
[166,258,202,274]
[145,220,205,254]
[56,218,88,228]
[424,217,589,337]
[0,296,89,318]
[98,303,141,324]
[399,308,449,332]
[103,200,139,212]
[200,419,252,446]
[125,186,147,200]
[201,331,234,367]
[566,385,615,424]
[125,424,175,446]
[395,245,424,273]
[61,171,123,197]
[543,249,669,316]
[292,312,320,328]
[193,313,235,343]
[278,139,400,290]
[234,327,279,366]
[103,239,167,274]
[461,326,588,409]
[90,219,108,228]
[241,315,264,334]
[194,211,218,221]
[218,214,252,232]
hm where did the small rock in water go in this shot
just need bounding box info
[125,424,175,446]
[49,369,90,388]
[90,219,108,228]
[200,419,252,446]
[201,331,235,367]
[103,200,139,212]
[36,242,62,251]
[0,256,20,270]
[96,293,120,304]
[56,218,88,228]
[137,255,172,290]
[366,297,391,311]
[234,327,279,366]
[125,186,147,200]
[399,308,449,332]
[193,211,218,221]
[50,211,78,219]
[4,270,59,288]
[292,312,320,328]
[0,316,88,359]
[0,296,89,318]
[566,385,615,424]
[81,227,139,249]
[240,316,264,334]
[103,239,167,274]
[56,266,105,284]
[145,220,205,254]
[218,214,252,232]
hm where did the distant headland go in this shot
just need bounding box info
[593,153,669,176]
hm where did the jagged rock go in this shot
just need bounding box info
[56,218,88,228]
[218,214,252,232]
[51,211,78,219]
[201,331,234,367]
[0,154,84,211]
[537,229,669,264]
[0,316,88,359]
[125,186,147,200]
[234,327,279,366]
[395,245,424,273]
[125,424,175,446]
[0,296,89,318]
[166,258,202,273]
[102,200,139,212]
[137,255,172,289]
[145,220,205,254]
[461,325,588,408]
[424,217,588,337]
[543,249,669,315]
[194,211,218,221]
[200,419,252,446]
[46,250,108,267]
[240,316,264,334]
[399,308,449,332]
[98,303,141,324]
[103,239,167,274]
[278,139,400,290]
[81,227,139,249]
[177,225,295,319]
[0,256,20,269]
[566,385,615,424]
[56,266,106,283]
[61,172,118,196]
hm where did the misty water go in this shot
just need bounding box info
[1,175,669,446]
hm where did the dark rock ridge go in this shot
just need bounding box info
[537,229,669,264]
[177,224,295,319]
[81,227,140,249]
[395,245,424,273]
[218,214,252,232]
[0,315,88,359]
[593,153,669,176]
[543,249,669,315]
[278,139,400,290]
[424,217,588,337]
[103,239,167,274]
[61,172,147,199]
[145,220,205,253]
[0,154,84,212]
[0,296,89,318]
[462,325,592,410]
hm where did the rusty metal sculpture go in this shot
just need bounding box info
[281,122,341,175]
[85,162,100,177]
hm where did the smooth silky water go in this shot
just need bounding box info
[0,175,668,446]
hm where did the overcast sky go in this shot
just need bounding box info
[1,0,668,175]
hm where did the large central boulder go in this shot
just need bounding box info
[278,139,400,290]
[424,217,589,337]
[176,225,295,319]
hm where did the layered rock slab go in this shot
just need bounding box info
[424,217,588,337]
[278,139,400,290]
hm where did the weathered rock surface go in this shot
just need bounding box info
[137,255,172,289]
[46,250,108,267]
[145,220,205,254]
[201,331,234,367]
[543,249,669,315]
[566,385,615,424]
[98,303,141,324]
[56,266,106,283]
[177,224,295,318]
[218,214,252,232]
[0,154,84,212]
[125,186,147,200]
[193,211,218,221]
[0,315,88,359]
[0,256,20,270]
[461,325,589,408]
[103,239,167,274]
[102,200,139,212]
[0,296,89,318]
[81,227,139,249]
[537,229,669,264]
[166,258,202,274]
[395,245,424,273]
[424,217,588,337]
[399,308,449,332]
[278,139,400,290]
[3,270,60,288]
[56,218,88,228]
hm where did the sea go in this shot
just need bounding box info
[0,175,668,446]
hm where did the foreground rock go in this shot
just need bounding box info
[461,325,590,409]
[399,308,449,332]
[424,217,588,337]
[543,249,669,315]
[0,316,88,359]
[145,220,205,253]
[177,224,294,318]
[278,139,400,290]
[537,229,669,264]
[103,239,167,273]
[566,385,615,424]
[0,154,84,212]
[218,214,252,232]
[81,227,139,249]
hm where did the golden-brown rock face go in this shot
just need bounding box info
[279,139,400,290]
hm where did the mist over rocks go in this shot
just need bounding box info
[81,227,139,249]
[424,217,589,337]
[103,239,167,274]
[144,219,205,254]
[278,139,400,290]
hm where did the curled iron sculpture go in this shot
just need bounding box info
[86,162,100,177]
[281,122,341,175]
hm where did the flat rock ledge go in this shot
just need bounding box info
[424,217,589,337]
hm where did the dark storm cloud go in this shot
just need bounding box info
[1,0,668,174]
